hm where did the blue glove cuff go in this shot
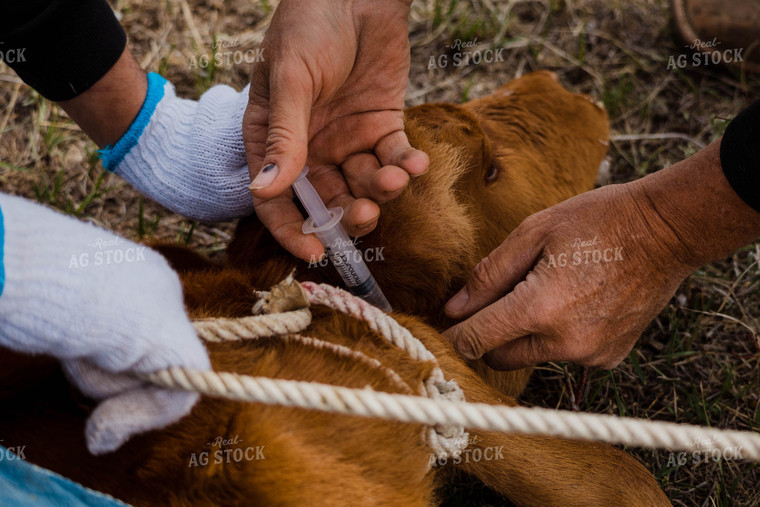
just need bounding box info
[98,72,168,172]
[0,203,5,299]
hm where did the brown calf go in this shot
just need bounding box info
[0,71,670,506]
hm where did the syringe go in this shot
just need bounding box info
[292,168,392,313]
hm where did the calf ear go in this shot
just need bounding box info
[404,103,488,149]
[403,103,493,180]
[491,70,562,97]
[404,102,478,131]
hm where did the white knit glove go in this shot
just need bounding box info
[99,73,253,222]
[0,193,211,455]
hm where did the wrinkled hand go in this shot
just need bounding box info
[243,0,429,261]
[443,183,697,370]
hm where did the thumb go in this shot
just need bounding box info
[245,62,313,198]
[443,282,538,360]
[86,387,199,455]
[63,359,201,455]
[445,217,545,319]
[482,335,553,371]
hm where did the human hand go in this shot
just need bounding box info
[243,0,429,261]
[0,194,210,454]
[443,182,697,370]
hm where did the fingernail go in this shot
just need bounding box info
[446,288,469,314]
[404,149,429,176]
[444,327,477,359]
[356,218,378,232]
[250,163,278,190]
[458,346,478,361]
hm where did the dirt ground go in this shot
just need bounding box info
[1,0,759,505]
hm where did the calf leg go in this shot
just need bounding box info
[398,316,670,506]
[455,368,668,505]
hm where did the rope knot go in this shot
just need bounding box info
[425,376,469,461]
[252,270,309,315]
[301,281,469,462]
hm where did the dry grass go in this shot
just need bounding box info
[1,0,759,505]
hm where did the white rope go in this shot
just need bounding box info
[283,334,415,396]
[143,281,760,463]
[141,366,760,461]
[192,308,311,341]
[192,300,414,396]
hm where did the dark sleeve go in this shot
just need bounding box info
[0,0,127,101]
[720,99,760,213]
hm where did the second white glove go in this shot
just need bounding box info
[99,73,254,222]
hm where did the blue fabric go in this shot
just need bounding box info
[98,72,167,172]
[0,446,130,506]
[0,203,5,299]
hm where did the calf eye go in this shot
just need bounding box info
[485,163,499,183]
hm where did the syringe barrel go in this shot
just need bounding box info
[303,208,392,312]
